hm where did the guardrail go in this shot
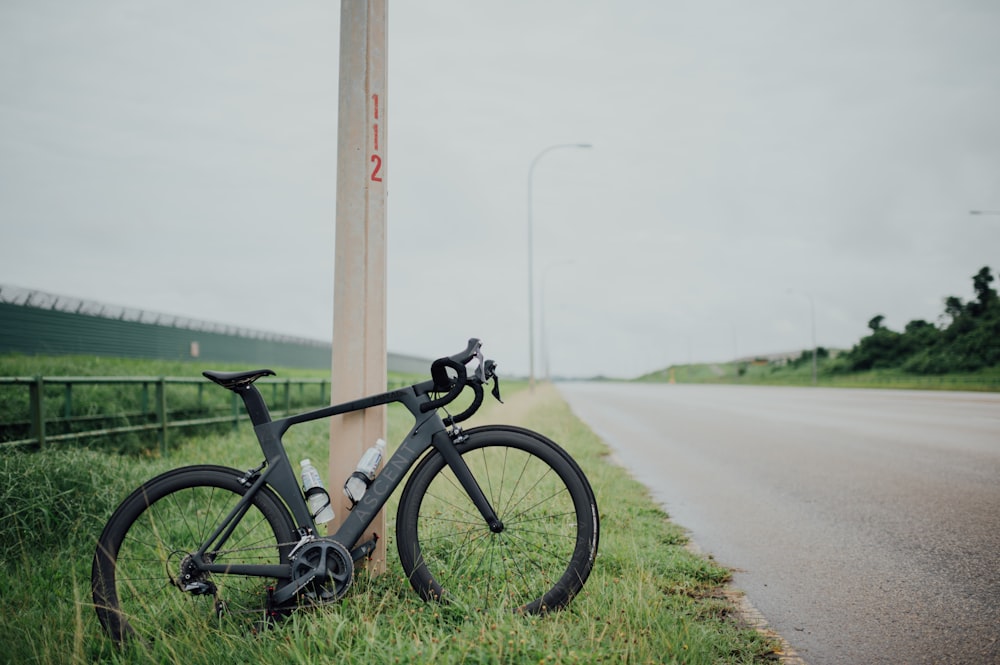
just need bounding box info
[0,376,341,455]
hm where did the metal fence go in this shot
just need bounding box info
[0,376,335,455]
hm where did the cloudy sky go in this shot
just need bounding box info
[2,1,998,378]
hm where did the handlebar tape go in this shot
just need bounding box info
[429,338,481,389]
[444,381,484,426]
[430,357,463,391]
[421,338,484,413]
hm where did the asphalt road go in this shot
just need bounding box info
[558,382,1000,665]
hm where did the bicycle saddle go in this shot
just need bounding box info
[202,369,276,390]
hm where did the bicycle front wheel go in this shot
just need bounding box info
[396,426,599,614]
[92,465,296,642]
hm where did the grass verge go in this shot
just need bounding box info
[0,380,777,664]
[642,361,1000,391]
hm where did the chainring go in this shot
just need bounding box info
[288,538,354,605]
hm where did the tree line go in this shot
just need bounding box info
[835,266,999,374]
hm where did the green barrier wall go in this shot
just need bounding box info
[0,302,329,368]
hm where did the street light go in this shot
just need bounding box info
[787,289,818,385]
[970,210,1000,216]
[527,143,591,389]
[540,260,575,381]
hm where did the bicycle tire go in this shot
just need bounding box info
[92,465,297,642]
[396,426,599,614]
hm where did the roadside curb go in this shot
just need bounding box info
[684,542,807,664]
[721,586,808,665]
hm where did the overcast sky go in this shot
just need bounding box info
[2,1,999,378]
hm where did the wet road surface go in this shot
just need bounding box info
[558,383,1000,665]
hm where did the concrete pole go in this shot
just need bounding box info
[328,0,387,572]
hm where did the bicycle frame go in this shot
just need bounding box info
[190,378,501,603]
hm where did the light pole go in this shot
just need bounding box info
[807,293,817,385]
[540,260,575,381]
[527,143,591,389]
[787,289,818,385]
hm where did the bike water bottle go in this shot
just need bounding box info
[344,438,387,504]
[300,459,335,525]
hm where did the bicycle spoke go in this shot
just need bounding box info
[93,467,294,642]
[400,433,594,613]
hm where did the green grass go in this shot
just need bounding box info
[0,357,777,664]
[641,360,1000,391]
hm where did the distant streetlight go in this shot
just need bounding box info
[540,260,575,381]
[527,143,591,389]
[970,210,1000,216]
[787,289,818,385]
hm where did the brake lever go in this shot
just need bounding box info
[484,360,503,403]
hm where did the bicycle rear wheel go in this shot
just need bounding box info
[396,426,599,614]
[92,465,296,642]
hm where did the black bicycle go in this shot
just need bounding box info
[92,339,599,642]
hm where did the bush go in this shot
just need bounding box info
[842,266,1000,374]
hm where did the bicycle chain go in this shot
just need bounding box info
[188,536,295,555]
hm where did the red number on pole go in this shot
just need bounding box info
[370,93,382,182]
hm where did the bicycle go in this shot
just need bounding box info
[92,339,600,642]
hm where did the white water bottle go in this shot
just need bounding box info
[344,438,387,504]
[300,459,335,525]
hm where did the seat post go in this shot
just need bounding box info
[233,384,271,426]
[202,369,276,427]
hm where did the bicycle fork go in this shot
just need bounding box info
[436,427,504,533]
